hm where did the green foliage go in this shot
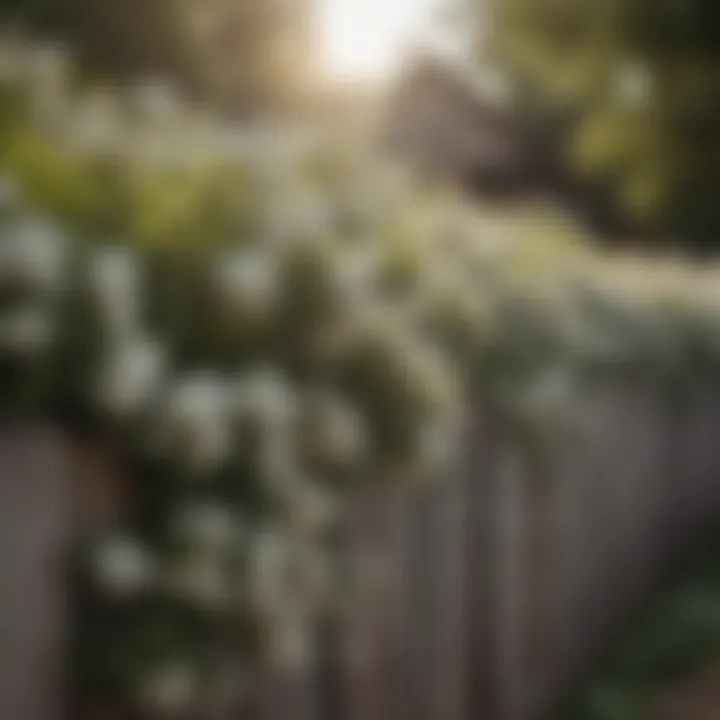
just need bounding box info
[560,537,720,719]
[0,41,469,715]
[476,0,720,248]
[5,38,720,717]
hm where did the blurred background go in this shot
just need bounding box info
[0,0,718,247]
[1,1,720,720]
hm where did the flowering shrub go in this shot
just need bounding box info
[0,174,467,715]
[0,40,471,715]
[4,37,720,718]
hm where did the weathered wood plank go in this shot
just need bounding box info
[463,408,503,720]
[339,487,410,720]
[493,438,528,720]
[399,415,468,720]
[0,427,68,720]
[253,664,319,720]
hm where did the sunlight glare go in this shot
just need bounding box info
[318,0,439,83]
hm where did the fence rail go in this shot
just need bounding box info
[3,383,720,720]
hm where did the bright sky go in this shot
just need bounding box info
[317,0,445,84]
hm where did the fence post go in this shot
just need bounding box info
[252,663,320,720]
[494,435,528,720]
[0,426,68,720]
[339,487,411,720]
[464,407,503,720]
[609,386,667,606]
[683,382,720,536]
[396,411,470,720]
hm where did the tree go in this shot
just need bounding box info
[471,0,720,249]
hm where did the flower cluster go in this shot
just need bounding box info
[0,134,464,716]
[5,37,720,719]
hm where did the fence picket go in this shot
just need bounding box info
[252,665,319,720]
[0,427,67,720]
[463,408,503,720]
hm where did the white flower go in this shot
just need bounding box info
[234,367,298,430]
[91,535,155,599]
[88,247,141,338]
[136,662,197,717]
[0,218,66,297]
[615,61,653,107]
[158,374,232,476]
[95,338,165,420]
[214,248,279,321]
[171,503,244,553]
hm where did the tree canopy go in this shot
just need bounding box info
[475,0,720,249]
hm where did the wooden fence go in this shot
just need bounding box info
[3,381,720,720]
